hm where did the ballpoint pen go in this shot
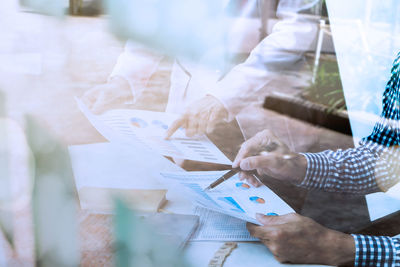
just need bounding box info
[204,141,279,191]
[204,168,241,191]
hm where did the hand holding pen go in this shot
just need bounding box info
[204,133,279,191]
[231,129,307,187]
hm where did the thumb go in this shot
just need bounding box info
[256,213,281,225]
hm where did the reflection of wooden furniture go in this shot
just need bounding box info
[69,0,81,15]
[69,0,102,16]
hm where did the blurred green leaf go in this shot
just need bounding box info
[304,59,347,112]
[0,91,13,247]
[25,116,79,267]
[114,198,188,267]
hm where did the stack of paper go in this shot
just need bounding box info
[69,142,182,213]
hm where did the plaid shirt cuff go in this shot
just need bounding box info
[298,152,331,189]
[352,234,400,266]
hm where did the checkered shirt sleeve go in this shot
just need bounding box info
[300,52,400,194]
[352,234,400,266]
[297,53,400,266]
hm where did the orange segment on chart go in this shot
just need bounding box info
[249,196,265,204]
[235,182,250,190]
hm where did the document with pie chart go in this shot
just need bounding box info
[160,171,294,225]
[76,98,232,164]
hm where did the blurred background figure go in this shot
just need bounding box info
[82,0,326,138]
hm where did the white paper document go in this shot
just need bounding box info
[191,206,257,241]
[68,142,183,212]
[160,171,294,225]
[69,142,182,191]
[76,98,232,164]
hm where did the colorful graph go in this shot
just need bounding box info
[152,120,168,130]
[235,182,250,190]
[218,197,245,213]
[249,196,265,204]
[184,183,221,207]
[130,117,148,128]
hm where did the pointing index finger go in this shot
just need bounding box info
[164,116,186,139]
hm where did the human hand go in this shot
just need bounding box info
[247,213,355,265]
[232,129,307,185]
[81,76,132,114]
[164,95,228,139]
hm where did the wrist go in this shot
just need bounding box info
[290,153,307,184]
[324,230,355,266]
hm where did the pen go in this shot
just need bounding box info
[204,141,279,191]
[204,168,241,191]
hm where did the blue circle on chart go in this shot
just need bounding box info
[152,120,168,130]
[266,212,278,216]
[131,117,148,128]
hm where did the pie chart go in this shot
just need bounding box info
[249,196,265,204]
[131,117,147,128]
[235,182,250,190]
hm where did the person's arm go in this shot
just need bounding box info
[209,0,320,120]
[300,53,400,194]
[165,0,321,138]
[352,235,400,266]
[82,41,165,114]
[299,142,400,194]
[110,40,165,101]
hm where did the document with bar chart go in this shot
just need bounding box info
[76,98,232,164]
[160,171,294,225]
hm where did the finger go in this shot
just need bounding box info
[239,171,251,181]
[277,212,302,223]
[256,213,290,226]
[232,142,252,168]
[232,134,266,168]
[249,173,262,187]
[239,171,262,187]
[82,89,100,109]
[185,116,198,137]
[91,92,108,114]
[164,116,186,139]
[247,223,279,240]
[239,155,272,171]
[246,222,259,234]
[197,111,211,136]
[206,107,220,134]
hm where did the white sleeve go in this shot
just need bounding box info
[209,0,320,121]
[110,40,165,101]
